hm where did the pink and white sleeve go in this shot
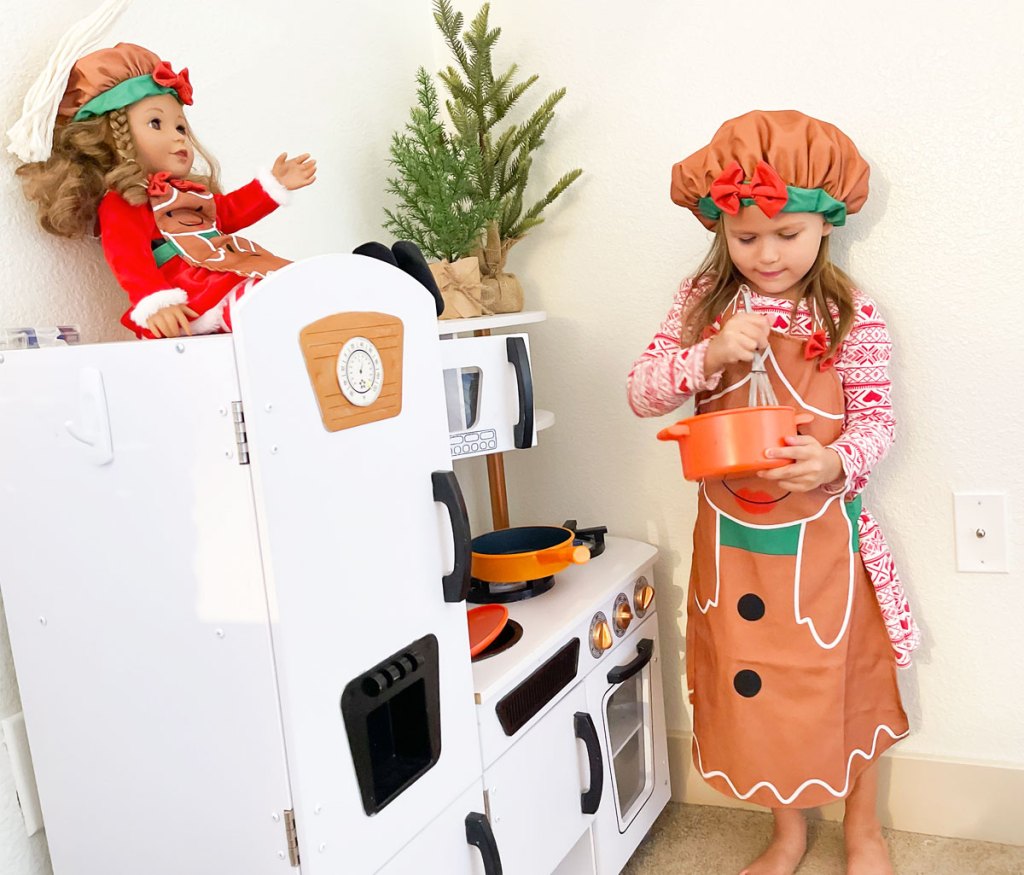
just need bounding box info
[626,279,723,418]
[825,293,897,497]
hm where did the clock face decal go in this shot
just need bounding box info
[337,336,384,407]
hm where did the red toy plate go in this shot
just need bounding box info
[467,604,509,657]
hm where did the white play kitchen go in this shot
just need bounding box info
[0,255,669,874]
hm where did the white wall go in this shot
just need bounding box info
[486,0,1024,767]
[0,2,434,871]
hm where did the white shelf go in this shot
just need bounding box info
[536,409,555,432]
[438,310,547,337]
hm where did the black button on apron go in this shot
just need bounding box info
[737,593,765,621]
[733,669,762,697]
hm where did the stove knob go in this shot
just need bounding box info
[634,576,655,617]
[592,619,613,653]
[614,598,633,633]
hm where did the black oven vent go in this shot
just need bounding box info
[495,638,580,736]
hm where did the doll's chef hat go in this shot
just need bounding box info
[5,0,191,164]
[670,110,869,229]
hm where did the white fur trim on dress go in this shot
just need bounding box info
[130,288,189,328]
[257,168,291,206]
[5,0,132,163]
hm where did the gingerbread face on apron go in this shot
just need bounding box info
[148,174,291,279]
[685,292,908,809]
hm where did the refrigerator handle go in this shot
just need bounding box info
[505,336,534,449]
[432,470,472,603]
[465,811,503,875]
[574,711,604,815]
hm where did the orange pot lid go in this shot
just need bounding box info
[467,604,509,657]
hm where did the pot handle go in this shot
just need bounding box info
[794,412,815,426]
[656,423,690,441]
[537,544,591,566]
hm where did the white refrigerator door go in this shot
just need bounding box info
[0,337,295,874]
[231,255,482,873]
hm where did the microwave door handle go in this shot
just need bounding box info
[573,711,604,815]
[432,470,472,602]
[606,638,655,685]
[506,336,534,449]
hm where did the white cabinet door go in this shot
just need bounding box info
[0,338,295,874]
[377,782,492,875]
[483,683,597,875]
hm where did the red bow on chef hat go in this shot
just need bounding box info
[708,160,789,218]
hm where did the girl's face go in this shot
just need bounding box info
[125,93,194,177]
[721,208,832,301]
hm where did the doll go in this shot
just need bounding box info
[11,41,316,339]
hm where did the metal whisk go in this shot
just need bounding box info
[740,285,778,408]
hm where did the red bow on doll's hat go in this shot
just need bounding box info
[152,61,194,106]
[146,172,207,197]
[709,160,789,218]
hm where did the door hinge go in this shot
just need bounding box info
[231,400,250,465]
[284,809,300,867]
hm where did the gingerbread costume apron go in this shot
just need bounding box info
[686,296,908,809]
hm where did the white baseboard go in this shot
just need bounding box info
[667,731,1024,847]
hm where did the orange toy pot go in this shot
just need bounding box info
[471,526,590,583]
[657,406,814,481]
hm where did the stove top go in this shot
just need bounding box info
[469,536,657,704]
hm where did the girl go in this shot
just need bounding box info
[11,41,316,339]
[627,110,920,875]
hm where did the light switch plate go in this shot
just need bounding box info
[953,493,1008,573]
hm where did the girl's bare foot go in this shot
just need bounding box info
[844,824,894,875]
[739,809,807,875]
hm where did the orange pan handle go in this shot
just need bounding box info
[794,412,814,426]
[537,544,591,566]
[657,423,690,441]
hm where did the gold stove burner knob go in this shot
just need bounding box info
[614,600,633,632]
[592,619,613,652]
[634,580,655,616]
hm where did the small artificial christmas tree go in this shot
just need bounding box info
[433,0,583,312]
[384,67,496,264]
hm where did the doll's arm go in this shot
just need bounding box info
[626,279,723,417]
[97,193,188,328]
[823,293,896,497]
[212,170,288,234]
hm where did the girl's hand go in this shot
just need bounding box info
[272,152,317,190]
[704,312,771,376]
[757,435,844,492]
[147,304,198,339]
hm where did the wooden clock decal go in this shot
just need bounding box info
[299,312,403,432]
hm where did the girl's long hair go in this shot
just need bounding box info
[684,224,856,357]
[16,111,221,239]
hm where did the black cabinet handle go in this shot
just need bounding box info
[606,638,654,685]
[432,470,472,603]
[573,711,603,815]
[506,336,534,449]
[465,811,503,875]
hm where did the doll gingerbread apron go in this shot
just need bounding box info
[686,298,909,809]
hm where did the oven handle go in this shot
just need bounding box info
[606,638,654,685]
[465,811,504,875]
[506,336,534,449]
[573,711,604,815]
[432,470,472,603]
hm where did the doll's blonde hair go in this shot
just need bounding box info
[684,226,855,358]
[16,111,221,239]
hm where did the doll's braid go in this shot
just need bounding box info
[108,109,135,165]
[103,110,148,207]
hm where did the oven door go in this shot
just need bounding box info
[585,612,671,875]
[439,333,535,459]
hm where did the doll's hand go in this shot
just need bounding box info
[272,152,317,190]
[147,304,199,339]
[757,435,844,492]
[704,312,770,376]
